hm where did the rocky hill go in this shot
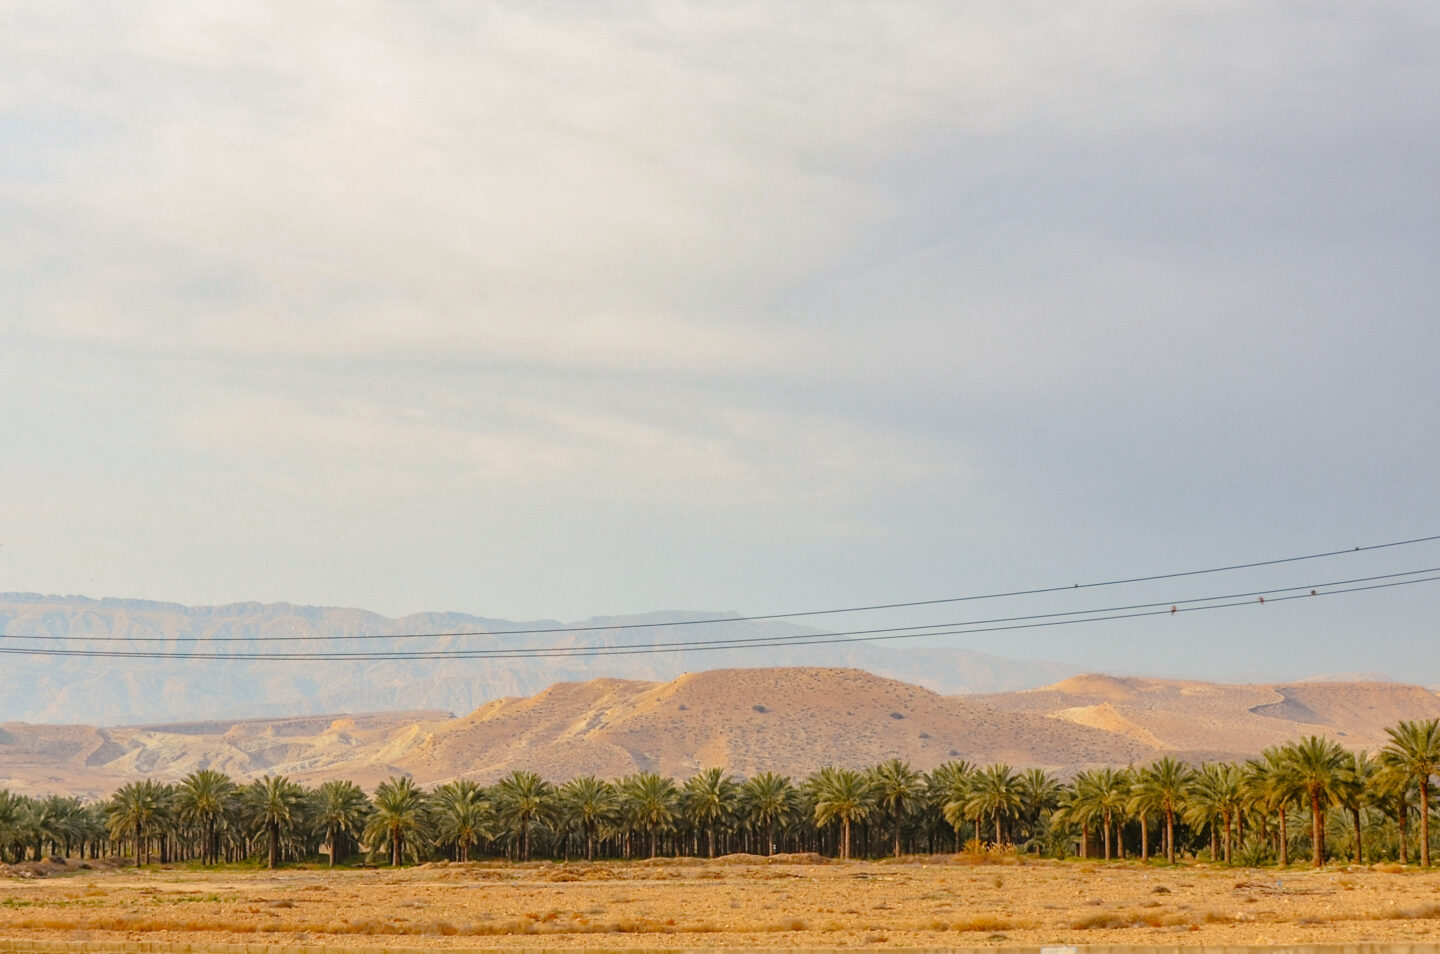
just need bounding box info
[3,667,1438,798]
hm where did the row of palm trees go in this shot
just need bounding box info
[2,719,1438,869]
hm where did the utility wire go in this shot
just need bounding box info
[3,568,1436,661]
[7,565,1429,655]
[4,532,1438,644]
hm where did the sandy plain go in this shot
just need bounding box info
[8,855,1440,950]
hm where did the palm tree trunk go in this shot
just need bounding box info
[1310,792,1324,867]
[1397,797,1408,865]
[993,812,1002,847]
[841,818,851,861]
[1421,778,1432,867]
[1139,812,1149,861]
[1352,807,1363,863]
[1165,807,1175,864]
[1277,804,1288,867]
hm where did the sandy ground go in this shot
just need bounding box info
[7,854,1440,949]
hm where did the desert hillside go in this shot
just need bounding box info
[3,667,1439,798]
[975,673,1440,757]
[395,667,1150,784]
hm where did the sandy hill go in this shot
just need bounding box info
[975,674,1440,760]
[3,667,1439,797]
[0,712,452,799]
[396,668,1150,784]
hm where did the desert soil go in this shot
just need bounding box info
[7,855,1440,950]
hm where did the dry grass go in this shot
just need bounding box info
[1380,902,1440,920]
[8,858,1440,949]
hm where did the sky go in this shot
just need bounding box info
[2,2,1439,681]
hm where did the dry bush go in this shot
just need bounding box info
[945,914,1017,932]
[1068,909,1193,930]
[950,841,1024,866]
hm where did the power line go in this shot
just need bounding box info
[3,567,1435,661]
[5,532,1438,644]
[9,564,1426,655]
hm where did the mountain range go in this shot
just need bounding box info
[0,592,1076,724]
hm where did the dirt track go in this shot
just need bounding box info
[6,855,1440,949]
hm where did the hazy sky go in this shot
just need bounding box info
[3,3,1439,680]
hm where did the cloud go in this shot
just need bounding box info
[2,0,1438,651]
[170,376,960,515]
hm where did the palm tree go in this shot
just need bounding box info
[22,795,73,861]
[1132,757,1194,864]
[106,779,169,865]
[965,763,1021,847]
[1340,750,1376,864]
[493,770,554,862]
[177,770,237,865]
[559,776,617,861]
[246,775,307,869]
[739,772,796,856]
[1282,736,1350,867]
[431,780,489,862]
[1063,770,1105,859]
[1244,747,1298,867]
[1015,767,1062,851]
[1186,763,1245,863]
[809,766,874,861]
[869,759,924,857]
[930,761,974,851]
[1381,718,1440,866]
[365,776,427,867]
[313,779,370,866]
[621,772,679,858]
[1095,767,1131,860]
[1373,761,1416,865]
[0,791,28,863]
[682,768,738,858]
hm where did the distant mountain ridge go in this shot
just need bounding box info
[0,592,1076,724]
